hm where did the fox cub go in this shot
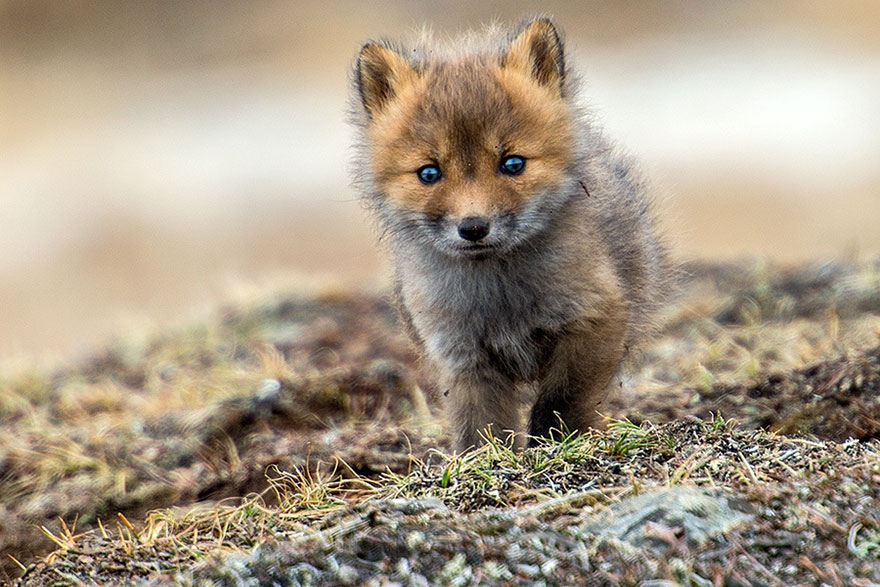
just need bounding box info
[351,18,670,451]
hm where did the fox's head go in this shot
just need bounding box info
[352,18,580,259]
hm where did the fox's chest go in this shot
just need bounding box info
[399,257,579,378]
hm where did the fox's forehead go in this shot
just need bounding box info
[368,55,573,184]
[419,60,513,124]
[404,60,526,164]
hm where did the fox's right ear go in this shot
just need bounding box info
[503,18,565,95]
[356,43,416,118]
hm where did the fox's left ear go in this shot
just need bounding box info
[503,18,565,95]
[357,43,417,118]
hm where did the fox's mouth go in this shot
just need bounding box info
[455,242,496,259]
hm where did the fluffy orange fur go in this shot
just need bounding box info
[351,18,671,451]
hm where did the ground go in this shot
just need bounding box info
[1,258,879,585]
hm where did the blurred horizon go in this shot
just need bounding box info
[2,0,879,363]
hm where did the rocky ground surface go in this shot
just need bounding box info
[2,258,879,585]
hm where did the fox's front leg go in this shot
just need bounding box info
[442,368,520,452]
[528,314,627,445]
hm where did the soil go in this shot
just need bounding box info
[2,258,879,585]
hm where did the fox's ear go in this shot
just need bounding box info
[503,18,565,95]
[357,43,417,118]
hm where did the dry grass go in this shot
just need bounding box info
[13,420,878,585]
[2,257,879,584]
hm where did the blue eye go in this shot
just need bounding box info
[500,155,526,175]
[417,164,442,185]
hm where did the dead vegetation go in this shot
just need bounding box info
[2,257,879,584]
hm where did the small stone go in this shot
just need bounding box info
[254,378,282,403]
[337,564,359,585]
[540,559,558,576]
[506,543,523,562]
[580,486,753,553]
[484,561,513,580]
[405,530,426,550]
[515,563,540,577]
[439,553,469,584]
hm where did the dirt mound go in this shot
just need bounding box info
[16,420,880,586]
[626,345,880,442]
[3,258,879,583]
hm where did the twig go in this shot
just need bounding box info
[847,523,864,556]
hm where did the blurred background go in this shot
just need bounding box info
[2,0,879,363]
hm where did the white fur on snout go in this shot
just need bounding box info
[431,214,521,257]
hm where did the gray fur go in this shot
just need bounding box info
[349,18,672,451]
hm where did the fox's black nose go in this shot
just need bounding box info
[458,217,490,241]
